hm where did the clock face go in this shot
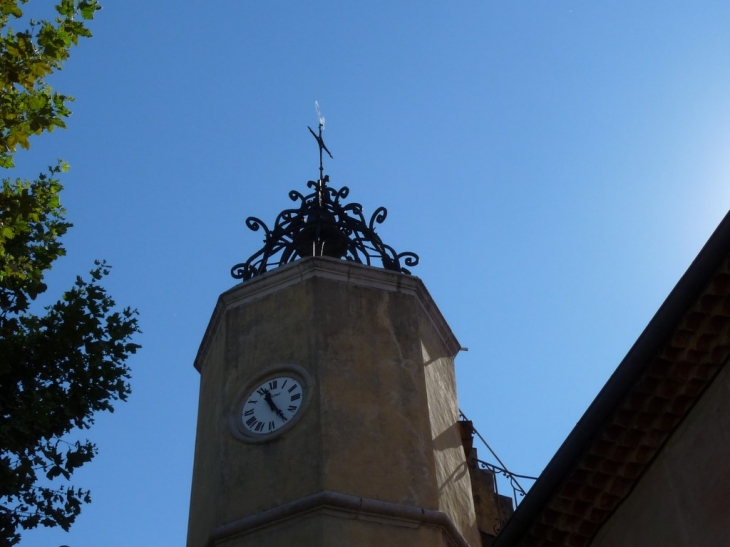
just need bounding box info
[229,364,312,443]
[241,376,304,436]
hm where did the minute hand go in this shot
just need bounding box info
[264,391,288,421]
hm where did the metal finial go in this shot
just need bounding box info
[229,106,419,281]
[307,101,332,184]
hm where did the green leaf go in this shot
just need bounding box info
[27,94,48,111]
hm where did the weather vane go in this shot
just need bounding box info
[307,101,333,184]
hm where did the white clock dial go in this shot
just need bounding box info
[241,376,304,435]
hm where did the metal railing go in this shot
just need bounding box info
[459,410,538,508]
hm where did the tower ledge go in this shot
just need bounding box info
[207,490,472,547]
[194,256,461,373]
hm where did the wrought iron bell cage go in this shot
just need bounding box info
[230,112,419,281]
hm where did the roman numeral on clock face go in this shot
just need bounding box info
[291,393,301,401]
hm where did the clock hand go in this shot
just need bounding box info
[263,390,288,421]
[274,407,287,421]
[262,389,277,411]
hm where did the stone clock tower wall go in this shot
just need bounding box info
[187,257,480,547]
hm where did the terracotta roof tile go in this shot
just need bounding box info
[545,527,569,544]
[596,492,620,509]
[607,476,632,497]
[642,429,665,448]
[588,471,610,489]
[597,459,620,475]
[614,408,633,425]
[683,379,706,397]
[670,394,694,414]
[672,329,694,346]
[622,428,643,446]
[588,507,610,522]
[684,311,707,330]
[568,469,590,484]
[700,294,721,311]
[602,424,622,441]
[589,439,612,455]
[709,315,730,331]
[711,344,730,361]
[611,444,631,461]
[635,376,661,393]
[634,446,654,465]
[567,532,589,547]
[622,462,643,479]
[646,394,669,413]
[711,273,730,292]
[577,520,600,538]
[635,412,655,429]
[542,508,560,525]
[672,361,695,381]
[658,413,679,432]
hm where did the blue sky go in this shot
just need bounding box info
[15,1,730,545]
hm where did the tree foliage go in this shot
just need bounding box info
[1,0,100,168]
[0,1,141,544]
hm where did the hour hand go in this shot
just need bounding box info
[263,390,278,411]
[264,391,287,421]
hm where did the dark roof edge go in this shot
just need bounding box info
[492,210,730,547]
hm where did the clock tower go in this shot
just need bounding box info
[187,117,482,546]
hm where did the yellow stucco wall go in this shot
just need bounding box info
[186,258,480,547]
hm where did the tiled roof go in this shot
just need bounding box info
[492,212,730,547]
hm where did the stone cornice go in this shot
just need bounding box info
[194,257,461,372]
[205,490,471,547]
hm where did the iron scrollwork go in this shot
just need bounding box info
[231,107,418,281]
[230,176,419,281]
